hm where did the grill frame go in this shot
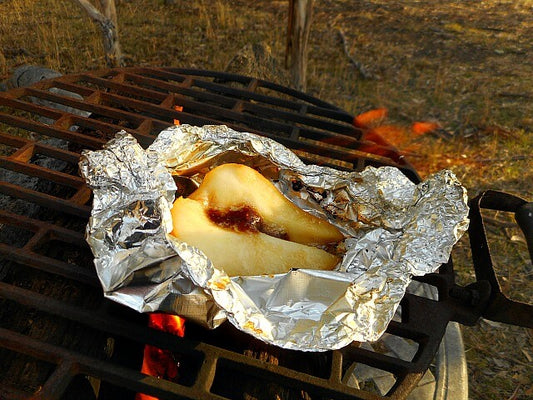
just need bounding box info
[0,67,465,400]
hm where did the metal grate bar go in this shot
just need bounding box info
[0,131,85,165]
[135,68,346,125]
[0,107,105,148]
[0,328,206,400]
[124,71,357,138]
[341,345,412,376]
[191,352,218,392]
[241,101,356,137]
[215,357,379,400]
[23,87,147,127]
[1,88,67,120]
[0,384,29,400]
[69,185,92,206]
[0,180,90,217]
[329,350,344,384]
[137,70,357,138]
[0,157,84,188]
[34,360,77,400]
[41,78,96,98]
[128,73,245,110]
[164,68,345,111]
[104,88,293,137]
[81,74,171,104]
[0,210,86,246]
[32,142,81,165]
[0,245,97,286]
[190,75,351,120]
[0,283,200,354]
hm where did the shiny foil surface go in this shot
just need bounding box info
[79,125,469,351]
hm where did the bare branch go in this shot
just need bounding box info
[73,0,123,67]
[98,0,118,28]
[337,28,377,80]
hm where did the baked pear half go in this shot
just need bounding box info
[188,163,344,245]
[170,197,340,277]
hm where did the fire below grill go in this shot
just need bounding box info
[0,67,531,400]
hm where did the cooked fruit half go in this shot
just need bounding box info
[170,197,340,277]
[188,163,344,245]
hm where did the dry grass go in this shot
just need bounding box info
[0,0,532,398]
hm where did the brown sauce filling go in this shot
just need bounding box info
[207,206,261,233]
[206,205,289,240]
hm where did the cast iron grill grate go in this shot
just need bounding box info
[1,67,458,400]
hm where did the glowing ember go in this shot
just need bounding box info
[148,313,186,336]
[136,314,185,400]
[173,105,183,126]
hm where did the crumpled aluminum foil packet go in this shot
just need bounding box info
[79,124,469,351]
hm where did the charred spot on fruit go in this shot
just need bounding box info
[291,179,304,191]
[207,205,261,233]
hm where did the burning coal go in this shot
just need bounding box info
[136,314,185,400]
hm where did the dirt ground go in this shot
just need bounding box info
[1,0,532,399]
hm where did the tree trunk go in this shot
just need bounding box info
[74,0,124,67]
[285,0,313,92]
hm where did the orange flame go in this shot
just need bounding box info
[411,121,440,136]
[136,314,185,400]
[352,108,448,176]
[173,105,183,126]
[353,108,388,129]
[354,108,410,155]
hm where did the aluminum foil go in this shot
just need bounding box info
[79,124,469,351]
